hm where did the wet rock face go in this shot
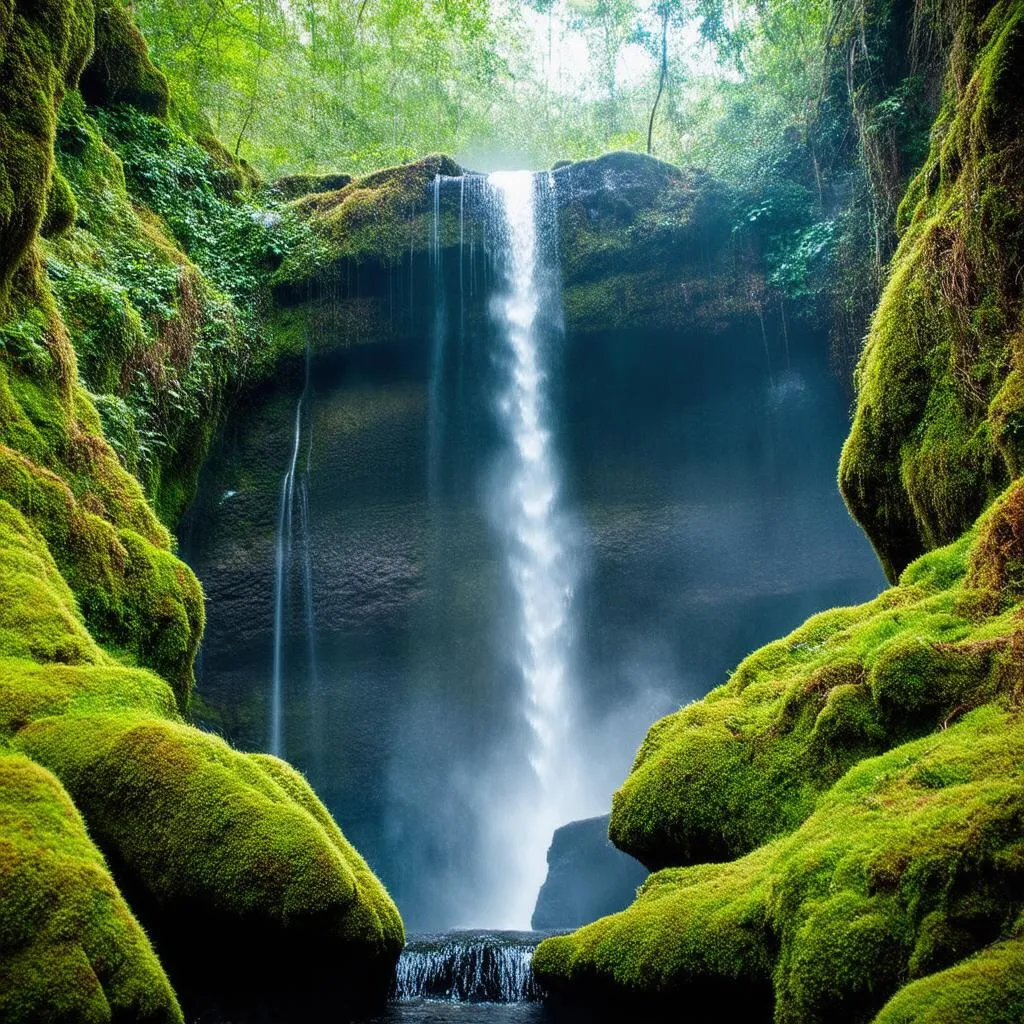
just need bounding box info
[277,150,760,349]
[531,815,648,931]
[552,151,754,335]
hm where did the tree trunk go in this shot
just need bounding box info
[647,10,669,155]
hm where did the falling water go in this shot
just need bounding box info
[392,932,544,1003]
[428,175,447,498]
[269,344,314,758]
[487,170,577,927]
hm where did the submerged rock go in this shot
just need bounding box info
[531,815,647,931]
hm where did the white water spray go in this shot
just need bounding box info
[488,170,577,927]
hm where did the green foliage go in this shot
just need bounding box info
[96,104,280,299]
[766,219,836,302]
[45,87,302,524]
[0,308,51,373]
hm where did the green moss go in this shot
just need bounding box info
[196,134,262,196]
[272,172,353,202]
[15,713,404,963]
[536,705,1024,1022]
[608,493,1021,870]
[279,153,461,275]
[0,749,182,1024]
[873,938,1024,1023]
[79,0,169,117]
[0,0,94,307]
[0,424,401,1008]
[839,0,1024,580]
[0,442,203,706]
[45,90,278,525]
[41,167,77,238]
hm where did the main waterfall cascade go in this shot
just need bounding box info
[265,170,593,927]
[482,171,583,926]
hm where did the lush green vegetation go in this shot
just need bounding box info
[608,491,1021,871]
[2,0,1023,1017]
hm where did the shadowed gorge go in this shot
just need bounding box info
[1,0,1023,1020]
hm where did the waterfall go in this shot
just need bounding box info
[487,170,578,927]
[269,344,315,758]
[392,932,544,1003]
[428,175,446,499]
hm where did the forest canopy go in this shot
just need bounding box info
[132,0,825,177]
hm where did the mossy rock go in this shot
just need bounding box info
[79,0,169,117]
[277,153,462,280]
[0,0,95,307]
[535,705,1024,1022]
[196,133,262,196]
[271,171,353,202]
[609,483,1022,871]
[839,0,1024,580]
[40,167,77,238]
[15,713,404,986]
[0,490,402,1010]
[48,90,264,525]
[552,152,754,334]
[0,442,203,706]
[872,938,1024,1023]
[0,749,182,1024]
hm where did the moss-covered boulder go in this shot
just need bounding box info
[609,481,1021,870]
[280,153,462,275]
[79,0,168,117]
[271,171,353,202]
[872,938,1024,1023]
[0,750,182,1024]
[536,703,1024,1021]
[15,715,404,987]
[839,0,1024,581]
[0,487,403,1014]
